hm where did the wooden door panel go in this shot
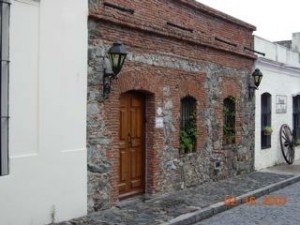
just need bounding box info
[119,108,128,149]
[136,108,142,137]
[131,139,141,147]
[130,149,137,178]
[130,108,142,138]
[131,179,142,188]
[136,150,142,178]
[119,92,145,198]
[119,150,127,193]
[130,109,137,137]
[131,96,142,106]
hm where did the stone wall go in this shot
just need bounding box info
[87,0,256,211]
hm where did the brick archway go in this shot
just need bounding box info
[106,74,161,204]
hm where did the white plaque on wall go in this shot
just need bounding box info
[276,95,287,113]
[155,117,164,128]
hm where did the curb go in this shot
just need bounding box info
[161,174,300,225]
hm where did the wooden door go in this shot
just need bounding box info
[119,92,145,198]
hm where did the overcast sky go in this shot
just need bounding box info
[196,0,300,42]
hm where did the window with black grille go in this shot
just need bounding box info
[293,95,300,142]
[261,93,272,149]
[0,0,10,176]
[180,96,197,153]
[223,97,236,145]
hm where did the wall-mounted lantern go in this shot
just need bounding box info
[249,68,263,99]
[103,42,127,99]
[250,68,263,89]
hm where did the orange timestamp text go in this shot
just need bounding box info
[224,195,288,206]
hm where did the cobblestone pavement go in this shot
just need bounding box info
[55,172,293,225]
[194,180,300,225]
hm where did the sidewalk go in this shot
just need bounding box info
[56,161,300,225]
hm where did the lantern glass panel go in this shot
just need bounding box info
[110,53,120,68]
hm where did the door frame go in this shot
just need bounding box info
[118,91,146,199]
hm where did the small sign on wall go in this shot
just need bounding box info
[276,95,287,113]
[155,117,164,128]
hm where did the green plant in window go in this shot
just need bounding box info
[223,125,235,137]
[223,107,235,117]
[229,96,236,102]
[180,130,193,153]
[223,124,235,144]
[180,112,198,153]
[263,126,273,135]
[223,104,235,144]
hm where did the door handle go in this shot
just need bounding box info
[127,133,132,146]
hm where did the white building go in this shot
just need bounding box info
[254,33,300,170]
[0,1,88,224]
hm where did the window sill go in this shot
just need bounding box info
[261,146,271,150]
[179,150,198,159]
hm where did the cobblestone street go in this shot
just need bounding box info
[195,181,300,225]
[55,172,296,225]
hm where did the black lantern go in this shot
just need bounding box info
[103,42,128,99]
[252,68,263,88]
[249,68,263,99]
[108,42,127,77]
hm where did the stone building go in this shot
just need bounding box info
[254,33,300,170]
[88,0,257,211]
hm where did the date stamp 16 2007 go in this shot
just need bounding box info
[224,195,288,206]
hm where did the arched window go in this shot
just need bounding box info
[180,96,197,153]
[261,93,272,149]
[293,95,300,143]
[223,97,236,145]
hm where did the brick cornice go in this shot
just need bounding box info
[89,13,257,60]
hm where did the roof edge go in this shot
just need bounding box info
[176,0,256,31]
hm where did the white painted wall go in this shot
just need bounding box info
[0,0,88,224]
[254,36,300,170]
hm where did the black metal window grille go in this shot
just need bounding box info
[180,96,197,153]
[223,97,236,145]
[261,93,272,149]
[293,95,300,141]
[0,0,10,176]
[181,96,196,129]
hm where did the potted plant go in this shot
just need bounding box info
[263,126,273,135]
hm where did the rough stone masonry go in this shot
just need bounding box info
[87,0,257,211]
